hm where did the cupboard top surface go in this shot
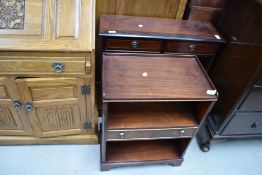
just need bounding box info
[102,53,217,101]
[99,15,224,43]
[0,0,95,52]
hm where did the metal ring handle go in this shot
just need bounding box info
[52,63,65,73]
[13,100,22,110]
[189,44,196,51]
[131,41,138,49]
[24,103,33,112]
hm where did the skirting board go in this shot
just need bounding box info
[0,134,98,145]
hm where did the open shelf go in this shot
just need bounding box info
[106,139,189,163]
[108,102,199,130]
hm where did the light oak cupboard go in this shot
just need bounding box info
[0,0,95,51]
[0,77,33,136]
[0,0,97,145]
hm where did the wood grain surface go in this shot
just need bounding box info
[107,102,198,129]
[103,54,217,101]
[107,140,181,162]
[99,15,223,42]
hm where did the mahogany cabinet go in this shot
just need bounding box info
[0,0,97,145]
[196,0,262,151]
[100,53,217,170]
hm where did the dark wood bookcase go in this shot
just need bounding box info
[100,53,217,171]
[99,15,223,171]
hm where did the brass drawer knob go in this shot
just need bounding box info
[131,41,138,48]
[178,130,185,136]
[13,100,22,110]
[24,103,33,112]
[52,62,65,73]
[189,44,196,51]
[119,132,125,139]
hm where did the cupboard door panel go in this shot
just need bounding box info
[16,78,91,137]
[0,0,95,51]
[0,77,33,136]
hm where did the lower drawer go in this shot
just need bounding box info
[107,127,197,141]
[222,112,262,135]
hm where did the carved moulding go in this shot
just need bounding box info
[0,0,25,29]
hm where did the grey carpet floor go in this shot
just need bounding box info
[0,138,261,175]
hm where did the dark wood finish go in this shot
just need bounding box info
[222,112,262,135]
[106,140,181,162]
[107,102,198,129]
[105,38,161,52]
[196,0,262,151]
[238,86,262,111]
[256,74,262,85]
[190,0,225,8]
[99,15,223,43]
[100,15,220,170]
[184,0,225,27]
[107,128,196,141]
[185,5,223,25]
[164,41,218,54]
[103,54,217,101]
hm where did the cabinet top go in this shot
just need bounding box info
[102,53,218,102]
[0,0,95,52]
[99,15,224,43]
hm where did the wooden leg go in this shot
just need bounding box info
[101,165,110,171]
[196,122,212,152]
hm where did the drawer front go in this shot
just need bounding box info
[0,57,89,75]
[165,41,218,54]
[222,112,262,135]
[107,127,197,141]
[105,39,161,52]
[239,86,262,111]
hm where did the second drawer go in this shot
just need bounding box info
[107,127,197,141]
[165,41,219,54]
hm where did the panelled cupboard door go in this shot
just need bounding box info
[0,0,95,51]
[0,77,33,136]
[16,78,91,137]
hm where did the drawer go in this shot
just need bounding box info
[164,41,218,54]
[107,127,197,141]
[222,112,262,135]
[239,86,262,111]
[105,38,161,52]
[0,57,89,75]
